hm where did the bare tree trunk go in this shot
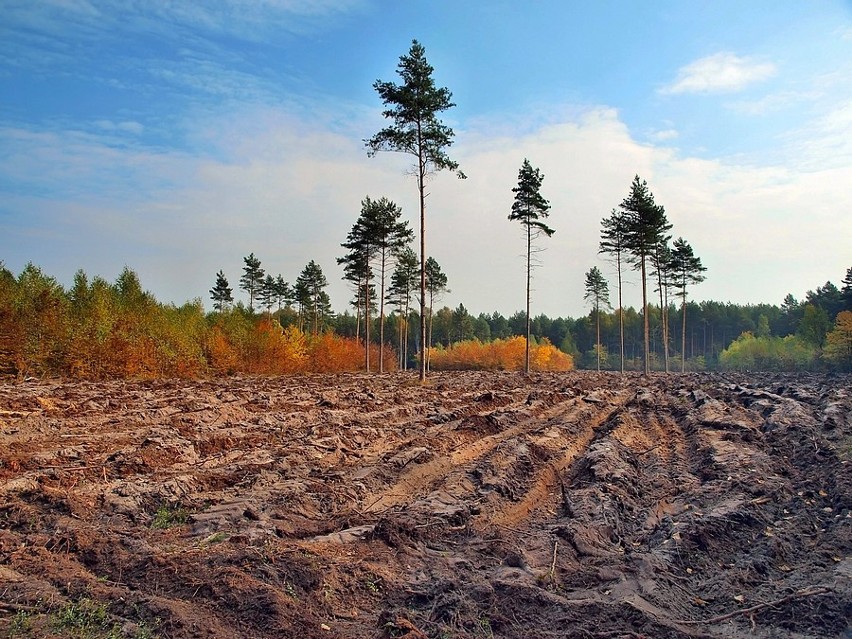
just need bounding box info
[417,124,427,382]
[364,269,370,372]
[617,252,624,374]
[681,295,688,373]
[379,248,386,373]
[641,257,650,375]
[524,224,531,374]
[596,305,601,372]
[657,265,668,373]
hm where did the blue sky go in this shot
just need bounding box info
[2,1,851,319]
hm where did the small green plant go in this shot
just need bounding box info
[50,597,121,637]
[151,503,188,529]
[9,609,33,636]
[363,576,381,594]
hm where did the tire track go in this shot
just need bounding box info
[358,393,592,514]
[483,390,633,529]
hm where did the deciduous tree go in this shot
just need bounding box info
[509,159,554,374]
[367,39,464,381]
[823,310,852,371]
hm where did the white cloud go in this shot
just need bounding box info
[648,128,679,142]
[2,102,850,319]
[660,52,777,95]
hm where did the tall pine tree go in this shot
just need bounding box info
[599,208,628,373]
[584,266,611,372]
[509,159,554,374]
[620,176,671,375]
[367,40,464,381]
[210,270,233,312]
[239,253,264,312]
[669,238,706,372]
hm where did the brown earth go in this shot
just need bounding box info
[0,371,850,639]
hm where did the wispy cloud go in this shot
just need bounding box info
[660,52,777,95]
[728,90,820,116]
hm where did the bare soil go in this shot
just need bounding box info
[1,371,850,639]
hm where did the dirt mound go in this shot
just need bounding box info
[1,372,850,638]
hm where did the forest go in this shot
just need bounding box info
[1,258,850,378]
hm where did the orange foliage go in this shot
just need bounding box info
[429,336,573,371]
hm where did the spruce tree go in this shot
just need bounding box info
[367,39,464,381]
[509,159,554,374]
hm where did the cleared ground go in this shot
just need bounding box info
[1,371,850,638]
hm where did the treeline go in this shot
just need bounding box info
[0,263,392,379]
[413,275,850,372]
[2,260,849,378]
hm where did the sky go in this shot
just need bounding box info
[2,0,851,319]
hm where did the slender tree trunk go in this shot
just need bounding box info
[641,256,650,375]
[417,132,427,382]
[525,224,531,374]
[617,252,624,374]
[681,296,688,373]
[379,248,386,373]
[657,265,668,373]
[596,304,601,371]
[427,290,434,372]
[364,266,371,372]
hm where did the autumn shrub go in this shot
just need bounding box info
[429,336,573,371]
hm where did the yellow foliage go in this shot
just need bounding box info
[429,336,573,371]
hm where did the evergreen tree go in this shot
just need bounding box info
[294,261,331,335]
[842,268,852,311]
[669,238,706,372]
[209,270,233,312]
[239,253,264,312]
[387,246,419,369]
[367,39,464,381]
[364,197,414,373]
[274,275,291,314]
[509,158,554,374]
[424,257,449,370]
[651,238,673,372]
[257,274,277,315]
[806,281,844,319]
[780,293,803,336]
[620,176,672,374]
[599,208,628,373]
[338,239,373,348]
[583,266,610,371]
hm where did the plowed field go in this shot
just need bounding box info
[1,372,850,638]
